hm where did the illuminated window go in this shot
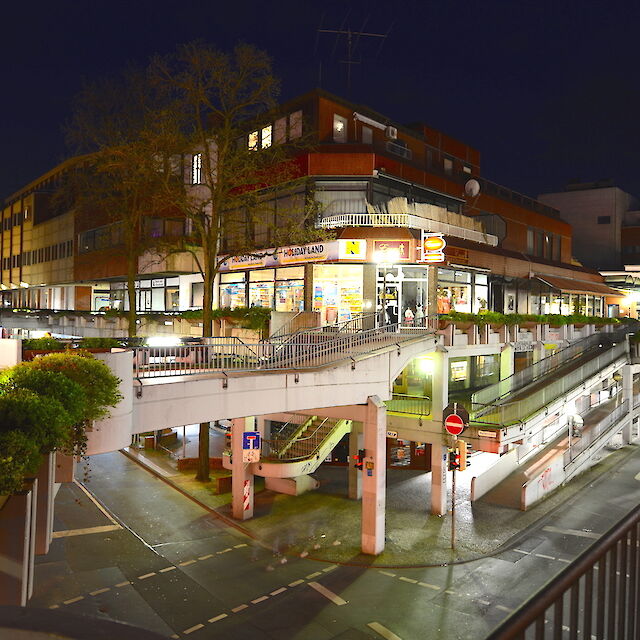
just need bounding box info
[289,110,302,139]
[443,157,453,175]
[333,114,347,143]
[248,130,259,150]
[462,165,472,174]
[191,153,202,184]
[261,125,272,148]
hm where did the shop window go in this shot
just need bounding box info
[191,153,202,184]
[333,114,348,143]
[313,264,363,323]
[289,110,302,139]
[450,359,469,383]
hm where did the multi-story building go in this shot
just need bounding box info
[1,89,622,322]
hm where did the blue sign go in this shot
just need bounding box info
[242,432,261,450]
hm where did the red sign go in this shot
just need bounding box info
[444,413,465,436]
[373,240,411,261]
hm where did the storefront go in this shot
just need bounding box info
[313,264,363,324]
[436,267,489,314]
[108,277,181,312]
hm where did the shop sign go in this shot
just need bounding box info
[419,232,446,264]
[338,239,367,260]
[373,240,410,261]
[445,246,469,265]
[386,430,398,438]
[281,243,330,264]
[224,253,268,270]
[513,340,534,352]
[477,430,498,438]
[151,278,165,288]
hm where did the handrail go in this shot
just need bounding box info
[486,504,640,639]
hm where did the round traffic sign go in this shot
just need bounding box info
[444,413,465,436]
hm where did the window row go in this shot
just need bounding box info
[527,227,562,261]
[248,110,302,151]
[1,210,28,231]
[1,240,73,270]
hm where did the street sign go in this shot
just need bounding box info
[242,432,261,450]
[444,413,465,436]
[443,402,469,436]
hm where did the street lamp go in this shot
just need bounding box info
[374,247,401,326]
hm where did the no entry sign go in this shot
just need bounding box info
[444,413,465,436]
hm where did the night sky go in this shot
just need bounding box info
[3,0,639,202]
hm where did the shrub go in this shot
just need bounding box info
[0,429,42,495]
[78,337,124,349]
[28,351,122,422]
[22,336,64,351]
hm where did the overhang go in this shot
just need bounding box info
[532,274,622,297]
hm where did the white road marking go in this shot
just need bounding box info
[159,566,177,573]
[233,543,248,548]
[52,524,121,538]
[543,525,600,540]
[535,553,556,560]
[217,548,232,554]
[63,596,84,605]
[496,605,513,612]
[513,549,530,555]
[89,587,110,596]
[635,471,640,481]
[379,570,396,577]
[198,554,213,561]
[114,581,131,587]
[73,479,120,525]
[399,577,418,584]
[557,558,571,563]
[418,582,440,590]
[251,596,269,604]
[179,560,196,566]
[306,571,322,579]
[288,579,304,587]
[368,621,403,640]
[444,590,456,595]
[48,604,59,609]
[308,581,347,606]
[231,604,248,613]
[270,587,287,596]
[183,623,204,634]
[208,613,228,623]
[323,565,337,572]
[138,572,156,580]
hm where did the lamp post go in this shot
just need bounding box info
[374,248,401,326]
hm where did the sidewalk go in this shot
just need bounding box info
[120,434,639,567]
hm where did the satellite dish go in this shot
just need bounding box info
[464,179,481,198]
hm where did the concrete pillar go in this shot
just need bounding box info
[35,453,55,555]
[361,397,386,556]
[532,341,546,364]
[500,344,515,381]
[55,452,75,483]
[430,443,448,516]
[348,422,363,500]
[622,364,633,444]
[0,486,35,606]
[430,347,449,422]
[231,416,256,520]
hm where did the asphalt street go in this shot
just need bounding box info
[29,444,640,639]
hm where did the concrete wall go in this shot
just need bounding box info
[470,448,519,501]
[0,338,21,368]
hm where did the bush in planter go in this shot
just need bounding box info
[22,336,64,351]
[0,429,42,496]
[77,337,124,349]
[211,306,271,332]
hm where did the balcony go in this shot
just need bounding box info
[318,210,498,247]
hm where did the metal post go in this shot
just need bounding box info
[451,461,456,551]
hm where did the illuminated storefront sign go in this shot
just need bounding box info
[338,239,367,260]
[281,243,329,264]
[373,240,410,261]
[420,232,446,263]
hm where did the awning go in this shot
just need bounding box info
[532,274,622,297]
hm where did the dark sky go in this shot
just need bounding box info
[2,0,639,201]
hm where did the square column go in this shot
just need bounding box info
[430,348,449,422]
[361,397,386,556]
[348,422,363,500]
[622,364,633,444]
[430,444,448,516]
[231,417,256,520]
[500,344,515,380]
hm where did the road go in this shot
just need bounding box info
[29,445,640,639]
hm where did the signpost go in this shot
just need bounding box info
[442,403,469,550]
[242,431,261,463]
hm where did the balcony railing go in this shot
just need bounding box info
[317,211,498,246]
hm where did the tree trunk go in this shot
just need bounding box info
[195,421,210,482]
[202,268,214,339]
[126,254,137,338]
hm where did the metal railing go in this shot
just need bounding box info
[473,342,628,426]
[132,321,435,378]
[317,212,498,246]
[268,311,321,340]
[486,504,640,639]
[564,400,630,468]
[386,394,432,416]
[264,417,347,461]
[472,329,628,408]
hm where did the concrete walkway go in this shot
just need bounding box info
[117,437,639,567]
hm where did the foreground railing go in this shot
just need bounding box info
[474,341,627,426]
[486,504,640,639]
[472,328,628,408]
[133,322,435,378]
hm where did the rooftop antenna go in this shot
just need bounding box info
[317,18,389,97]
